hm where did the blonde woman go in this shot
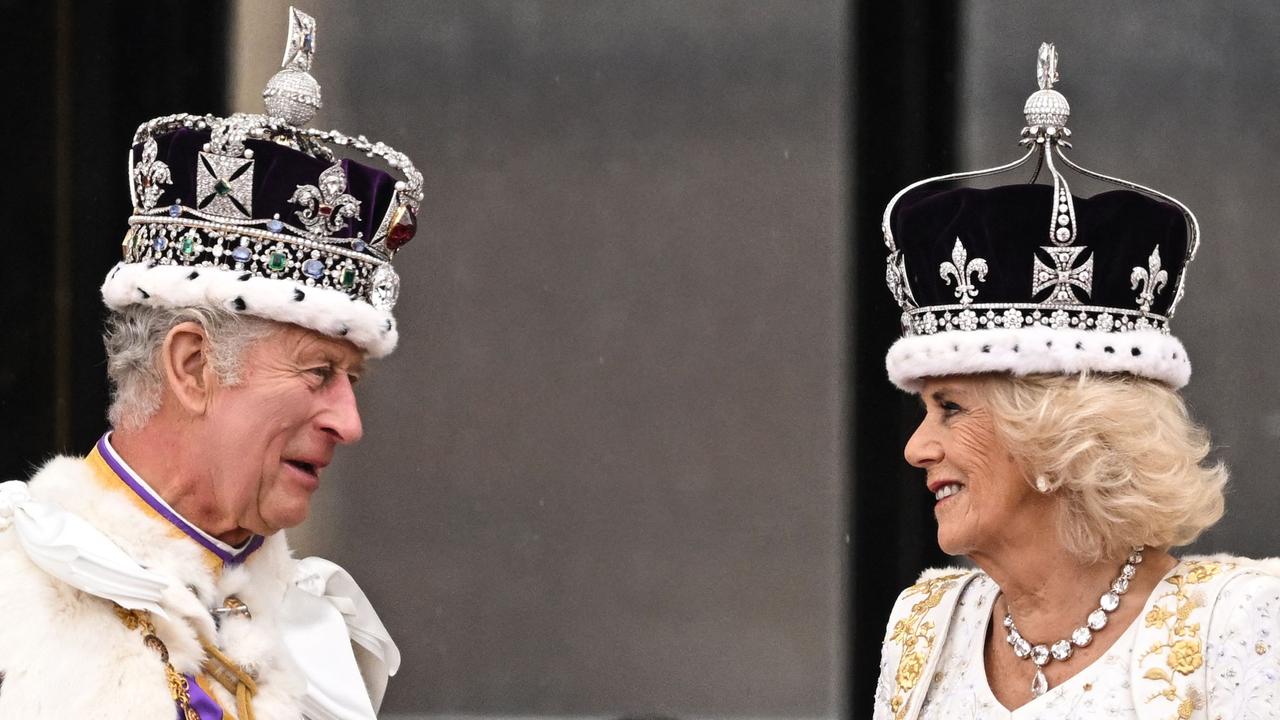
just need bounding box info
[872,47,1280,720]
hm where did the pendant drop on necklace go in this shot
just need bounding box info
[1031,667,1048,696]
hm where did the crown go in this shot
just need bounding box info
[103,7,422,357]
[880,44,1199,391]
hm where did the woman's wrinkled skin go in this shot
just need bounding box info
[903,375,1176,711]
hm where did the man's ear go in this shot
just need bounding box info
[162,321,217,415]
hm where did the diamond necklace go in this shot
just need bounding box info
[1002,546,1144,698]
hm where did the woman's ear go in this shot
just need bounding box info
[162,321,215,415]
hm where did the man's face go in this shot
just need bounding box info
[201,324,365,537]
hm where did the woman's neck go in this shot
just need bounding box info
[972,543,1177,643]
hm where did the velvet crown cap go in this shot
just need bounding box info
[102,7,423,358]
[881,43,1199,391]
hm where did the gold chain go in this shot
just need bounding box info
[114,605,201,720]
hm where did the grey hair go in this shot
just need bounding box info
[104,305,274,431]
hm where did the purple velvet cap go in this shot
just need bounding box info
[135,128,400,244]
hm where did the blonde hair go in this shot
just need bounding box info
[980,373,1227,564]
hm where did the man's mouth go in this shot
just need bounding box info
[285,460,319,478]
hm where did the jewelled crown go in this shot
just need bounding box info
[103,7,422,357]
[880,43,1199,391]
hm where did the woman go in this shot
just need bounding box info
[871,46,1280,719]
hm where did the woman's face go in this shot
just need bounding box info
[904,376,1052,558]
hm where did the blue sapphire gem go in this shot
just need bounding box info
[152,236,167,252]
[231,246,253,263]
[302,259,325,279]
[267,218,284,233]
[168,204,181,218]
[352,240,367,253]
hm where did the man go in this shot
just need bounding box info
[0,8,419,718]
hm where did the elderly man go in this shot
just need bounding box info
[0,9,417,719]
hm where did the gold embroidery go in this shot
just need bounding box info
[1138,560,1232,720]
[114,605,201,720]
[888,573,966,719]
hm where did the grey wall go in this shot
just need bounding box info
[233,2,848,718]
[959,2,1280,557]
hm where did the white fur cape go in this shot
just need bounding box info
[0,455,379,719]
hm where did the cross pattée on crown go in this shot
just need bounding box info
[1032,245,1093,305]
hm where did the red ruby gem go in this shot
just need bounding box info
[319,204,333,216]
[386,208,417,251]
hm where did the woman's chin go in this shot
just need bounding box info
[934,521,975,557]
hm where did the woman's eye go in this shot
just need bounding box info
[308,366,334,382]
[940,401,962,417]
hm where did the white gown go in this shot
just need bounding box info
[875,559,1280,720]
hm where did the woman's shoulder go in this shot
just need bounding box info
[875,568,989,720]
[1174,555,1280,717]
[1173,553,1280,590]
[884,567,992,621]
[895,566,988,598]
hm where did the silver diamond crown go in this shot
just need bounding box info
[121,7,423,312]
[881,42,1201,333]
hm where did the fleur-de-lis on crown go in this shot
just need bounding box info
[133,137,171,210]
[939,238,988,305]
[290,162,361,236]
[1131,246,1168,314]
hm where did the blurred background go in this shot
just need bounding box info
[1,2,1277,719]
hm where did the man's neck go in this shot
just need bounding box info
[108,425,252,546]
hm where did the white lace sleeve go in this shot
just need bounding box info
[1205,571,1280,719]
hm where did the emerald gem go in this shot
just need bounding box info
[214,178,233,196]
[340,266,357,289]
[181,234,198,256]
[268,252,288,272]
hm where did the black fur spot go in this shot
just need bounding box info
[339,327,350,336]
[238,273,252,282]
[981,345,991,353]
[145,260,157,269]
[232,297,246,311]
[1172,352,1179,359]
[293,289,305,302]
[1131,347,1141,356]
[109,266,121,280]
[1104,346,1115,354]
[1012,345,1019,353]
[1075,342,1084,350]
[138,288,150,300]
[384,320,393,332]
[187,271,200,280]
[1046,341,1053,348]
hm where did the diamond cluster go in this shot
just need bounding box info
[902,304,1169,338]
